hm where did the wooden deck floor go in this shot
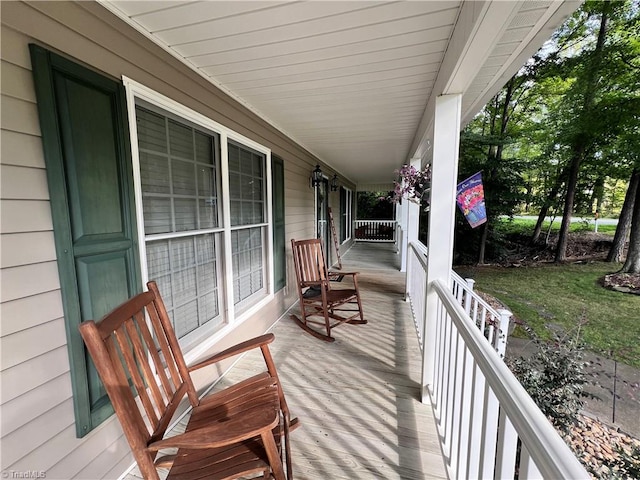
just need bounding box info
[127,243,447,479]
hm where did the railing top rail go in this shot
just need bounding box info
[450,270,503,321]
[354,219,396,223]
[432,279,588,479]
[408,241,428,269]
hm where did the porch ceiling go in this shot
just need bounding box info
[102,1,578,187]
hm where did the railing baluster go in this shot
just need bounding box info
[450,330,466,478]
[495,409,518,479]
[466,361,484,479]
[481,385,500,478]
[519,444,543,479]
[456,345,473,479]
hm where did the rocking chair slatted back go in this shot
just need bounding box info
[292,238,328,287]
[83,283,198,445]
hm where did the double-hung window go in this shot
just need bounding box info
[126,80,272,348]
[136,105,223,341]
[228,142,267,310]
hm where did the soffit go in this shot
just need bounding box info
[102,1,576,186]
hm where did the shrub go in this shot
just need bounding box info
[508,325,588,432]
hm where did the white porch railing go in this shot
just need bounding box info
[406,242,588,479]
[450,271,512,358]
[354,220,396,242]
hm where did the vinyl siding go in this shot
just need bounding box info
[0,1,330,478]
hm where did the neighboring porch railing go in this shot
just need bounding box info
[354,220,396,242]
[405,241,588,479]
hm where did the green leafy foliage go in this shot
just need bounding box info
[603,443,640,479]
[508,326,589,433]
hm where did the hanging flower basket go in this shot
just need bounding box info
[391,164,431,208]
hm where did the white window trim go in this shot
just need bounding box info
[122,77,274,363]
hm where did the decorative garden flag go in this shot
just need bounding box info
[456,172,487,228]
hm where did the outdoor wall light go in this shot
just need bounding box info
[311,164,323,187]
[330,174,339,191]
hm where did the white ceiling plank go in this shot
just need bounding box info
[204,34,449,76]
[177,9,457,60]
[259,95,428,115]
[228,67,438,95]
[107,1,189,17]
[211,48,444,83]
[243,79,432,102]
[157,2,384,43]
[161,2,453,47]
[217,55,441,91]
[127,1,286,32]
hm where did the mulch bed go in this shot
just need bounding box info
[565,414,640,478]
[603,272,640,295]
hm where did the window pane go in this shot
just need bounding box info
[137,108,167,154]
[172,159,196,196]
[198,165,214,196]
[228,144,240,171]
[143,196,171,235]
[195,132,213,165]
[174,198,197,231]
[168,119,194,160]
[228,143,265,227]
[231,227,264,306]
[199,198,217,229]
[175,300,198,338]
[140,152,170,194]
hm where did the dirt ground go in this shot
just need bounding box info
[497,231,640,293]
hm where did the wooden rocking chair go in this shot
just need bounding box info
[290,238,366,342]
[79,281,296,480]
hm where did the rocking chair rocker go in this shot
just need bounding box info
[79,281,296,480]
[290,238,366,342]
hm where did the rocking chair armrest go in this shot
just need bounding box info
[188,333,275,372]
[147,404,279,451]
[329,270,358,277]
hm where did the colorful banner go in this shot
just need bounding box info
[456,172,487,228]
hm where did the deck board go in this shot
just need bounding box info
[125,243,447,479]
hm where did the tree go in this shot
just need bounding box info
[555,2,611,262]
[608,169,639,262]
[621,184,640,273]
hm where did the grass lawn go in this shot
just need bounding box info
[455,261,640,368]
[500,217,617,235]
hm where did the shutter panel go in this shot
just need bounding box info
[272,156,286,291]
[30,45,141,437]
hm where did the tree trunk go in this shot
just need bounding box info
[592,176,605,214]
[478,222,489,264]
[554,7,609,262]
[608,169,639,262]
[532,168,566,244]
[620,180,640,273]
[555,149,583,262]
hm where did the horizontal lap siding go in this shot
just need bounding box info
[0,1,320,478]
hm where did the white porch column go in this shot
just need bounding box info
[403,157,421,274]
[421,94,462,403]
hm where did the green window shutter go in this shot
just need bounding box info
[30,45,141,437]
[340,187,347,243]
[271,156,286,291]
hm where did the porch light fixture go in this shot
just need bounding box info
[311,164,322,187]
[330,174,339,191]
